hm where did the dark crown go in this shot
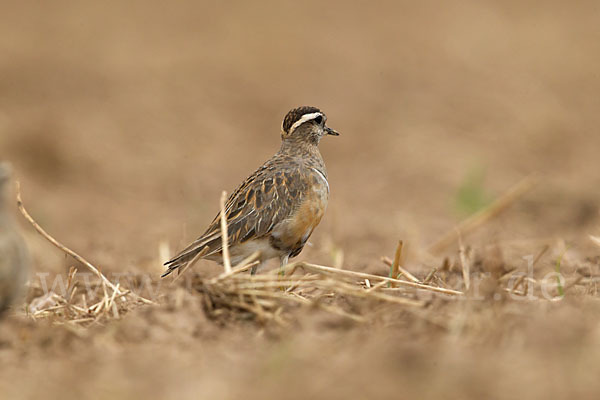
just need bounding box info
[282,106,323,133]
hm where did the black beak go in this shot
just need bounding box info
[325,126,340,136]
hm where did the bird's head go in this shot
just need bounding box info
[281,106,339,145]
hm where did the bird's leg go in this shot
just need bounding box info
[279,254,289,277]
[250,261,264,275]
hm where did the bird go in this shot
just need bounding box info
[0,163,29,317]
[163,106,339,277]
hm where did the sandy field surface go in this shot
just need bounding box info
[1,1,600,399]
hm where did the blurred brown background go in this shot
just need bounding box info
[1,1,600,398]
[2,0,599,270]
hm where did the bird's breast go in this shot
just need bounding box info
[270,169,329,254]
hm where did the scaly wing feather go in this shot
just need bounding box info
[162,156,305,276]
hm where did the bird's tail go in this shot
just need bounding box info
[161,259,184,278]
[161,244,213,278]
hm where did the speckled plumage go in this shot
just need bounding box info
[163,106,339,277]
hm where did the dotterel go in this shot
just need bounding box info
[163,106,339,276]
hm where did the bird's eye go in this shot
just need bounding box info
[314,115,323,125]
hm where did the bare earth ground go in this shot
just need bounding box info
[1,1,600,399]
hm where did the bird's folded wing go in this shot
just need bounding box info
[165,161,305,268]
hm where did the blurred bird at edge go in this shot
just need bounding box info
[0,162,29,317]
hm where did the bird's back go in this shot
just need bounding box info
[164,149,328,273]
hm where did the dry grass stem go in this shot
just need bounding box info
[423,268,437,284]
[382,255,420,284]
[427,174,538,254]
[192,254,455,325]
[213,251,261,281]
[220,190,232,273]
[458,235,471,291]
[390,240,402,285]
[18,178,574,330]
[366,280,389,293]
[533,245,550,266]
[297,262,464,296]
[16,181,122,295]
[16,182,154,324]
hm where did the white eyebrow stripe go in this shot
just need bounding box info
[289,112,323,133]
[310,167,329,193]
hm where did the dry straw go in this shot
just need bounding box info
[17,182,154,325]
[16,174,554,327]
[17,180,462,326]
